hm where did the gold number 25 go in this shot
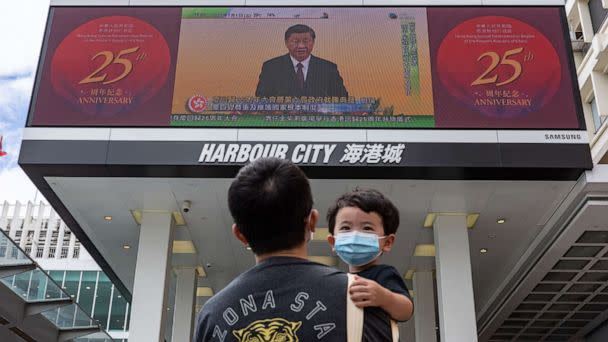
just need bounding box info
[79,46,140,85]
[471,47,523,87]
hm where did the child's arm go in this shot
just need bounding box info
[349,275,414,321]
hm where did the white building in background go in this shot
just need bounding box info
[0,201,130,341]
[568,0,608,164]
[0,200,84,261]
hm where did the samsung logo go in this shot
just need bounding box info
[544,133,582,141]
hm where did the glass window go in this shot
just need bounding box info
[63,271,81,300]
[56,304,77,327]
[93,273,112,329]
[46,270,65,300]
[27,270,48,301]
[78,271,98,315]
[48,270,65,285]
[13,271,32,299]
[44,271,66,300]
[109,286,128,331]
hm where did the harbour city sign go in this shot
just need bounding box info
[198,143,406,166]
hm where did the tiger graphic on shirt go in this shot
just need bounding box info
[232,318,302,342]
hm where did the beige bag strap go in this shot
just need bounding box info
[346,273,364,342]
[391,320,400,341]
[346,273,400,342]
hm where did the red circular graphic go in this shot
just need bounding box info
[436,16,561,118]
[188,95,208,113]
[50,16,171,117]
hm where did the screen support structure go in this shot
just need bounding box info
[434,215,478,342]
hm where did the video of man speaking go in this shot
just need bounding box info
[171,7,434,127]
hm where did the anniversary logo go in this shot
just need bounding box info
[50,16,171,117]
[429,8,578,128]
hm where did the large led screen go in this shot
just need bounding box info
[30,7,582,129]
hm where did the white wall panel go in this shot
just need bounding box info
[23,128,111,141]
[498,130,589,144]
[51,0,128,5]
[483,0,564,4]
[109,128,238,141]
[237,129,366,141]
[364,0,481,5]
[129,0,245,5]
[49,0,567,6]
[246,0,362,5]
[367,129,498,143]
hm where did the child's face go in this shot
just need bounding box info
[328,206,395,254]
[335,206,385,237]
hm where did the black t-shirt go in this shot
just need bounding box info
[194,257,389,342]
[355,264,412,342]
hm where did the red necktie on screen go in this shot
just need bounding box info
[296,63,305,90]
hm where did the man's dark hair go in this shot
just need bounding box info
[326,188,400,235]
[228,158,313,255]
[285,24,316,41]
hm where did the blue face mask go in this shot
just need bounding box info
[334,231,385,267]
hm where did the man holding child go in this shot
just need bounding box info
[194,158,413,341]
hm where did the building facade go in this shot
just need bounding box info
[568,0,608,164]
[567,1,608,340]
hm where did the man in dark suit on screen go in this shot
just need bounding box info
[255,24,348,98]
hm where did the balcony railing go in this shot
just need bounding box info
[572,39,592,55]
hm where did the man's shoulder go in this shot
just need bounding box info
[262,54,290,67]
[199,270,250,308]
[305,260,348,279]
[195,259,349,341]
[291,258,348,279]
[310,55,338,69]
[203,259,346,307]
[197,277,237,314]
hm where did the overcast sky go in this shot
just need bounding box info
[0,0,50,203]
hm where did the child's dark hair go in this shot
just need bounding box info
[327,188,399,235]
